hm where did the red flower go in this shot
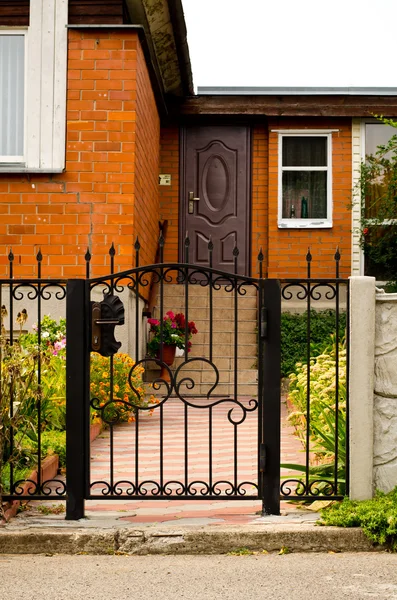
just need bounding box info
[148,318,160,326]
[188,321,198,335]
[363,227,369,235]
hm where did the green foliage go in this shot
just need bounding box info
[281,310,347,378]
[90,352,156,424]
[358,117,397,285]
[19,315,66,349]
[0,341,40,502]
[40,430,66,468]
[320,488,397,551]
[282,337,347,494]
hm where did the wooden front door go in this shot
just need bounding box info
[181,125,251,275]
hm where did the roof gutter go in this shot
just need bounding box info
[167,0,194,96]
[198,86,397,96]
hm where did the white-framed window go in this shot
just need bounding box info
[0,30,26,164]
[360,120,397,279]
[277,131,333,229]
[0,0,68,173]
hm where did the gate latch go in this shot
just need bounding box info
[260,307,268,339]
[91,294,125,357]
[259,443,266,473]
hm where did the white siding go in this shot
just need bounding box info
[25,0,68,171]
[351,118,362,275]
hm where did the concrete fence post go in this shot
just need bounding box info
[348,276,376,500]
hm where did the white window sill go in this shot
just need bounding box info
[278,220,332,229]
[0,165,64,173]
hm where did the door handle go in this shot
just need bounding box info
[188,191,200,214]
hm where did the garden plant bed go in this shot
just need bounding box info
[2,454,60,523]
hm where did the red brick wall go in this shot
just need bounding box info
[267,118,352,278]
[159,126,179,263]
[251,125,268,277]
[134,42,160,267]
[0,29,160,278]
[157,120,352,277]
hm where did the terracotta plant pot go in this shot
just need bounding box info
[158,343,176,382]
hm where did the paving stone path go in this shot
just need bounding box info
[84,397,304,525]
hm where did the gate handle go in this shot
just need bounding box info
[188,191,200,214]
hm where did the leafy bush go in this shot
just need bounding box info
[283,337,347,494]
[0,340,40,503]
[90,352,157,424]
[320,488,397,551]
[19,315,66,349]
[281,310,347,378]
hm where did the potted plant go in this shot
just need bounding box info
[147,311,198,380]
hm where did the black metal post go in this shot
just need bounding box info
[66,279,89,519]
[261,279,281,515]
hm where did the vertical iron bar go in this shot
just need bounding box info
[184,235,190,362]
[184,402,188,493]
[233,245,239,401]
[261,279,281,515]
[257,250,264,500]
[305,248,312,494]
[334,248,340,494]
[135,238,140,362]
[108,244,115,493]
[160,403,164,491]
[85,248,91,280]
[209,405,213,493]
[208,239,213,363]
[66,280,89,519]
[36,250,42,493]
[159,233,164,365]
[233,424,238,492]
[135,411,139,492]
[345,281,350,496]
[233,245,239,493]
[8,250,14,491]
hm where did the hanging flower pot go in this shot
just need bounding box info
[147,312,198,384]
[158,343,176,382]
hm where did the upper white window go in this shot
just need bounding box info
[361,121,397,280]
[278,132,333,228]
[0,0,68,173]
[0,32,26,163]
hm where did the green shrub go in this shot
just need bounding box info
[40,430,66,468]
[281,310,347,378]
[282,337,347,494]
[320,488,397,551]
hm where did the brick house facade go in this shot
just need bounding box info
[1,0,397,281]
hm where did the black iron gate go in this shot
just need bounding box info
[1,243,348,518]
[65,240,281,518]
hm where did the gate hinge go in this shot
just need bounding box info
[259,443,266,473]
[260,307,268,339]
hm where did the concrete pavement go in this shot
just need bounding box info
[1,553,396,600]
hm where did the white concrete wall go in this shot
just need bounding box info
[373,290,397,493]
[351,118,362,276]
[349,276,376,500]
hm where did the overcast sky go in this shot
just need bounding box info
[181,0,396,91]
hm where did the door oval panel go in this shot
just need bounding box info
[202,155,229,212]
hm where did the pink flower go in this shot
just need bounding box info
[165,311,175,320]
[148,318,160,326]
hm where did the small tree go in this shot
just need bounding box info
[359,117,397,290]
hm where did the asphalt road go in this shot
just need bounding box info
[0,553,397,600]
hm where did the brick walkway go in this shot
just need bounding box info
[84,397,304,525]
